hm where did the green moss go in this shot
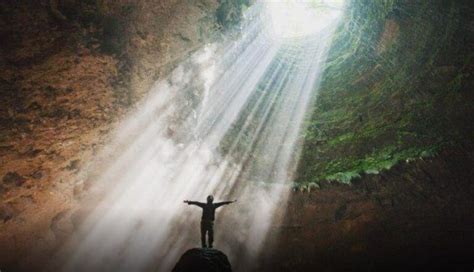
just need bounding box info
[296,0,472,185]
[328,132,354,147]
[310,144,443,184]
[326,171,360,184]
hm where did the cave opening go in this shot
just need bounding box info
[263,0,346,39]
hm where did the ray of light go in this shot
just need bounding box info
[57,1,345,271]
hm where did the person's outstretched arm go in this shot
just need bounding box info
[183,200,205,207]
[214,200,237,208]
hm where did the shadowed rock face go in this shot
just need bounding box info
[173,248,232,272]
[264,1,473,269]
[260,147,474,271]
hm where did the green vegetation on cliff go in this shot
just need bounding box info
[296,0,473,186]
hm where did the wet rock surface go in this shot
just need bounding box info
[173,248,232,272]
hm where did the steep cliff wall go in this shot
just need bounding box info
[264,0,474,270]
[0,0,247,269]
[297,0,473,185]
[264,147,473,271]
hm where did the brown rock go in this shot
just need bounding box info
[65,159,80,171]
[31,170,43,179]
[0,203,17,222]
[2,172,26,187]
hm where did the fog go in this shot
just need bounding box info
[59,1,344,271]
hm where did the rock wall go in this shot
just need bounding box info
[0,0,226,270]
[297,0,474,185]
[263,146,474,271]
[269,0,474,270]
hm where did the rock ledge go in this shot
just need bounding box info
[172,248,232,272]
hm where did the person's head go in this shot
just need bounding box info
[207,195,214,204]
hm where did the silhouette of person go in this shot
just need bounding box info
[184,195,236,248]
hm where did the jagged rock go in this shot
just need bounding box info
[172,248,232,272]
[31,170,43,179]
[50,209,70,239]
[66,159,80,171]
[22,146,43,157]
[2,172,26,187]
[0,203,16,222]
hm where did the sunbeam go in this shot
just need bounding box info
[57,1,345,271]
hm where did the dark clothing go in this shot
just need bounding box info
[187,201,233,221]
[201,220,214,248]
[187,201,233,248]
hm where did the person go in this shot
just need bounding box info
[184,195,236,248]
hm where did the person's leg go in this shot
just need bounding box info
[200,222,207,248]
[208,223,214,248]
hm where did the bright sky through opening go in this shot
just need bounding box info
[264,0,346,39]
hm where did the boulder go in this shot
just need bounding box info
[172,248,232,272]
